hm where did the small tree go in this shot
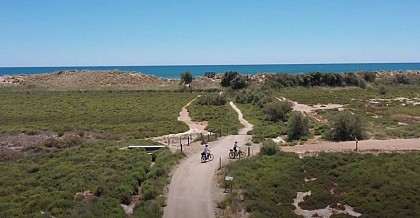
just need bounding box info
[180,71,193,91]
[362,71,376,83]
[230,75,248,90]
[326,111,366,141]
[221,71,239,87]
[395,73,410,85]
[262,100,293,122]
[287,112,309,141]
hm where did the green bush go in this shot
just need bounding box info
[230,75,248,90]
[262,100,293,122]
[260,140,279,156]
[287,112,309,141]
[325,111,366,141]
[379,86,387,95]
[395,73,410,84]
[221,71,239,87]
[362,71,376,83]
[196,94,226,106]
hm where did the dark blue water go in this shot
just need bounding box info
[1,63,419,79]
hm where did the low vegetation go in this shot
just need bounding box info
[0,142,150,217]
[1,71,419,218]
[301,152,420,218]
[220,148,304,217]
[0,140,184,217]
[279,85,420,139]
[235,103,288,143]
[220,143,420,217]
[187,94,242,135]
[0,91,196,139]
[133,149,185,218]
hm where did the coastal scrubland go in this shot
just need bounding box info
[0,88,197,217]
[279,85,420,139]
[0,91,196,139]
[1,70,419,217]
[229,71,420,143]
[0,142,184,217]
[218,142,420,218]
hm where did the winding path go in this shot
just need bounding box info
[163,102,253,218]
[151,96,208,146]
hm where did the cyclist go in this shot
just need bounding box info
[233,141,238,156]
[202,144,209,159]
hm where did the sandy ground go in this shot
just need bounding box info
[163,102,253,218]
[281,138,420,154]
[277,97,344,123]
[293,191,361,218]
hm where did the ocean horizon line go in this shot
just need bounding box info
[2,63,420,79]
[2,61,420,68]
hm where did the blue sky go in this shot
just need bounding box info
[1,0,419,66]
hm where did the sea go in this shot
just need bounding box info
[1,63,420,79]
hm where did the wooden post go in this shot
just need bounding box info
[219,157,222,170]
[181,143,183,152]
[187,135,190,145]
[167,136,170,147]
[219,129,222,137]
[180,136,182,146]
[248,147,250,157]
[355,137,358,152]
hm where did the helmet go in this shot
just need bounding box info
[235,141,238,144]
[205,144,208,147]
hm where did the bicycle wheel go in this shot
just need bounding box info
[201,155,206,162]
[208,154,214,161]
[229,152,235,159]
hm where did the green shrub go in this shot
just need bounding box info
[287,112,309,141]
[262,100,293,122]
[379,86,387,95]
[260,140,279,156]
[325,111,366,141]
[395,73,410,84]
[216,195,231,209]
[196,94,226,106]
[221,71,239,87]
[230,75,248,90]
[361,71,377,83]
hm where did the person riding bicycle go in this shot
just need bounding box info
[202,144,209,159]
[233,141,238,155]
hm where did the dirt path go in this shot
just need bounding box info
[163,102,253,218]
[151,96,208,146]
[281,138,420,154]
[177,96,209,135]
[229,101,253,134]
